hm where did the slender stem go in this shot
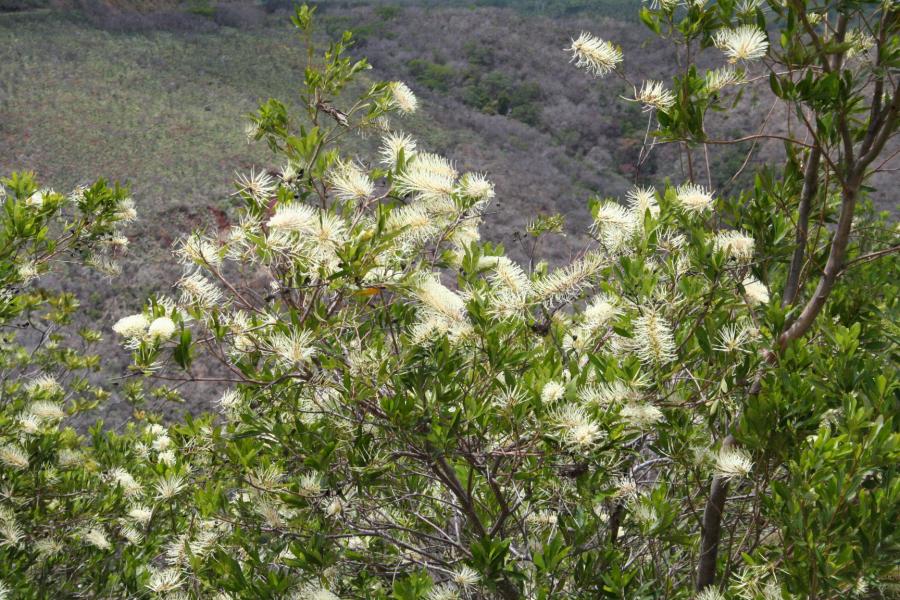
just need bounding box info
[782,146,821,307]
[696,435,734,590]
[779,174,859,349]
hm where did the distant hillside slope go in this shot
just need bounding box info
[3,2,890,273]
[0,4,678,271]
[1,2,895,423]
[0,0,636,18]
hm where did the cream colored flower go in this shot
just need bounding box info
[148,317,177,340]
[306,587,341,600]
[676,183,715,213]
[705,66,743,92]
[244,120,260,142]
[379,132,417,167]
[109,468,142,497]
[235,168,277,200]
[157,450,176,466]
[0,445,29,470]
[415,277,467,321]
[34,537,63,557]
[267,203,318,233]
[121,525,142,545]
[569,32,622,77]
[626,186,659,218]
[115,198,138,223]
[526,509,558,529]
[25,190,44,208]
[390,81,418,114]
[17,262,38,284]
[268,330,317,367]
[146,568,183,593]
[329,161,374,202]
[218,389,242,415]
[633,80,676,113]
[17,413,41,435]
[298,472,323,497]
[311,213,348,247]
[620,402,664,429]
[715,25,769,62]
[177,235,221,267]
[84,527,111,551]
[280,162,300,184]
[715,324,752,354]
[694,585,725,600]
[29,401,65,421]
[550,404,603,450]
[0,521,24,549]
[846,29,875,58]
[541,380,565,404]
[128,505,153,525]
[714,230,755,262]
[27,375,62,396]
[613,476,639,498]
[532,252,605,306]
[580,380,640,405]
[151,434,172,452]
[87,253,121,277]
[487,257,531,295]
[177,273,223,308]
[633,308,676,364]
[735,0,762,14]
[154,473,187,500]
[592,201,636,252]
[57,448,82,468]
[394,156,457,202]
[112,313,149,338]
[742,276,770,305]
[451,565,480,589]
[427,584,459,600]
[458,172,495,204]
[714,447,753,478]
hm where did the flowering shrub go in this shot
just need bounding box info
[1,1,898,599]
[0,173,142,594]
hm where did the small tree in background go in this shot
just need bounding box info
[0,173,143,593]
[0,1,897,598]
[629,0,899,593]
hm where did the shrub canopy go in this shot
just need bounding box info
[0,1,897,598]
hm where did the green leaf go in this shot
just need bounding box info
[173,328,193,369]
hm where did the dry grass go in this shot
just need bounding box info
[0,11,303,289]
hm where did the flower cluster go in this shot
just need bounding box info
[568,32,623,77]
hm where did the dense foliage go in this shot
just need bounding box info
[0,1,897,598]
